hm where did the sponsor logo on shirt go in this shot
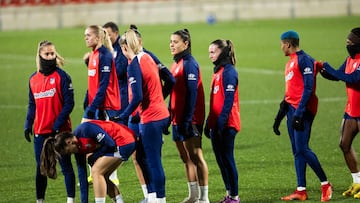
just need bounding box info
[213,85,219,94]
[129,77,136,85]
[88,69,96,77]
[188,73,196,81]
[226,84,235,92]
[285,70,294,81]
[33,88,56,99]
[102,66,111,73]
[96,132,105,142]
[68,83,73,90]
[303,67,313,75]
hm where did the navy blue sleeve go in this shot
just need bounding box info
[160,67,175,99]
[24,73,36,130]
[182,58,199,123]
[89,50,112,112]
[323,59,360,84]
[218,65,238,130]
[114,39,128,81]
[119,57,143,120]
[83,90,89,110]
[295,55,315,117]
[144,48,161,64]
[53,69,75,131]
[74,153,88,203]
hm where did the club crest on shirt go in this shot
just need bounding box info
[213,85,219,94]
[175,66,180,74]
[290,61,295,68]
[50,78,55,85]
[285,70,294,81]
[216,74,220,81]
[92,59,97,67]
[354,62,360,70]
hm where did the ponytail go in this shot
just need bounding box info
[40,132,74,179]
[40,137,59,179]
[226,40,236,66]
[210,39,236,66]
[101,28,114,54]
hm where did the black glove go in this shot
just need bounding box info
[272,100,289,135]
[162,118,171,135]
[24,128,32,142]
[87,154,99,167]
[204,122,210,139]
[83,100,88,111]
[292,116,304,131]
[273,119,281,136]
[179,122,192,136]
[130,113,140,124]
[86,110,95,119]
[51,129,60,137]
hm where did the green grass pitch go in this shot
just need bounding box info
[0,16,360,202]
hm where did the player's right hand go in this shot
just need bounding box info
[272,119,281,135]
[24,128,32,142]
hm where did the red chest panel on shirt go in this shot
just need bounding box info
[30,71,65,134]
[345,57,360,117]
[88,51,100,103]
[78,138,98,154]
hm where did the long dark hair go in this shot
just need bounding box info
[40,132,74,179]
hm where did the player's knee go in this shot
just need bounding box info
[339,142,351,153]
[189,153,201,164]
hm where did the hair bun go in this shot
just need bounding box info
[130,24,138,31]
